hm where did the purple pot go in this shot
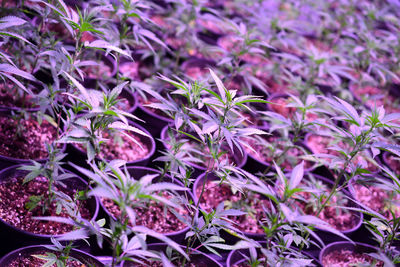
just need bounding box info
[68,120,155,168]
[120,243,223,267]
[0,165,99,255]
[99,166,191,244]
[319,241,382,267]
[227,241,321,267]
[160,124,248,177]
[0,245,104,266]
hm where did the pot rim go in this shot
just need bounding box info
[0,244,104,266]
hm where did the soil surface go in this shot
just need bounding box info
[386,154,400,175]
[322,249,383,267]
[0,175,91,235]
[119,62,140,80]
[102,191,187,234]
[292,184,358,231]
[353,183,400,220]
[79,130,149,162]
[0,83,37,109]
[85,62,113,80]
[197,180,271,234]
[243,136,313,171]
[307,134,378,172]
[0,115,57,159]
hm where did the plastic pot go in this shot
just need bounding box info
[319,241,382,267]
[99,166,192,245]
[160,124,248,178]
[192,172,266,242]
[0,245,104,266]
[0,165,99,256]
[120,243,223,267]
[67,120,155,169]
[226,241,321,267]
[303,174,363,244]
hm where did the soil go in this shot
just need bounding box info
[0,115,57,160]
[386,154,400,175]
[290,180,358,231]
[306,134,378,172]
[6,251,99,267]
[197,180,271,234]
[322,249,383,267]
[0,83,37,109]
[101,191,187,234]
[0,175,91,235]
[182,65,210,80]
[352,183,400,220]
[243,136,313,171]
[78,129,149,162]
[85,63,113,80]
[119,62,140,80]
[351,85,400,114]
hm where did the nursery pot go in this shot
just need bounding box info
[67,120,155,170]
[193,172,267,242]
[160,124,248,178]
[226,241,321,267]
[98,166,192,245]
[319,241,384,267]
[303,174,363,244]
[0,245,104,266]
[0,165,99,256]
[120,243,223,267]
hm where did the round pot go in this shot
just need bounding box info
[243,128,317,174]
[99,166,192,244]
[0,245,104,266]
[227,241,321,267]
[120,243,223,267]
[67,120,155,168]
[134,92,174,137]
[192,172,267,241]
[319,241,383,267]
[160,124,248,177]
[0,165,99,255]
[304,132,382,179]
[0,111,67,170]
[301,174,363,244]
